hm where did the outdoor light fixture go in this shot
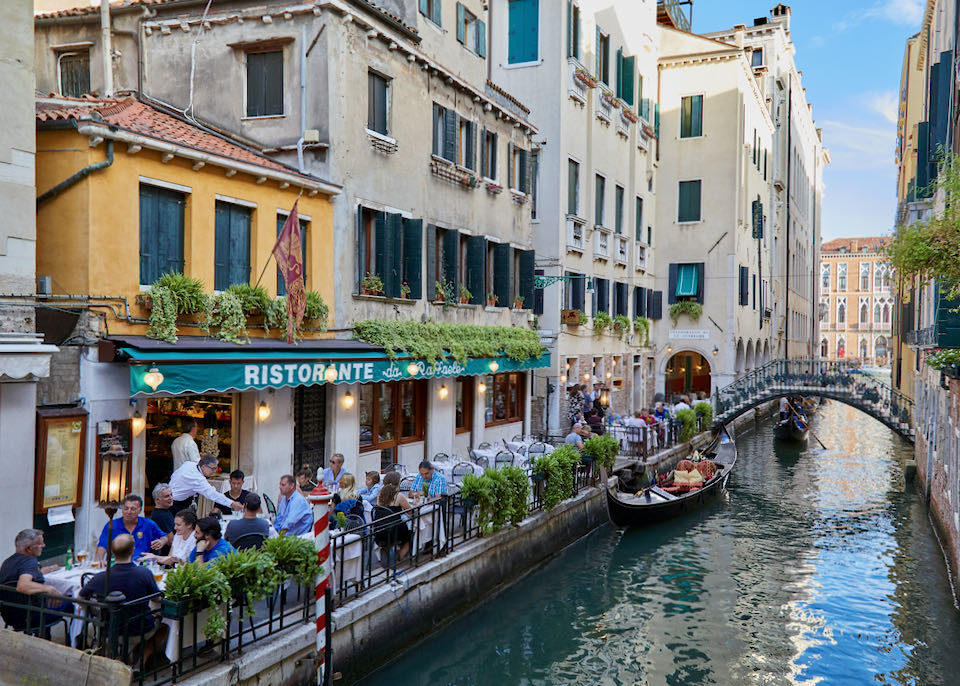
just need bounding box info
[605,371,612,380]
[666,346,673,354]
[143,367,163,391]
[99,443,129,591]
[407,362,419,376]
[712,346,719,356]
[324,366,338,383]
[131,411,145,436]
[257,401,271,422]
[478,381,486,393]
[560,374,567,383]
[438,383,449,399]
[599,389,610,407]
[488,360,500,373]
[583,372,590,381]
[342,391,355,409]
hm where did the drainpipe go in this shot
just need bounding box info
[100,0,113,97]
[784,73,792,358]
[37,140,114,208]
[297,24,307,173]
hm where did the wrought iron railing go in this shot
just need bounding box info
[905,326,935,347]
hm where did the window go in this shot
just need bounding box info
[615,49,635,105]
[564,271,585,311]
[635,197,643,241]
[568,159,580,215]
[432,103,458,162]
[821,263,830,290]
[859,263,870,291]
[837,263,848,290]
[669,263,704,304]
[246,50,283,117]
[567,1,581,59]
[429,226,460,301]
[277,214,308,296]
[634,286,647,318]
[837,298,846,325]
[821,338,828,357]
[139,184,185,285]
[508,144,529,192]
[678,180,701,222]
[358,381,426,451]
[357,208,422,299]
[614,185,624,234]
[860,298,869,324]
[614,282,629,317]
[595,174,606,226]
[648,225,652,246]
[458,117,477,170]
[837,337,846,357]
[508,0,539,64]
[680,95,703,138]
[739,266,749,306]
[530,151,540,220]
[874,264,891,291]
[752,48,764,67]
[595,29,610,84]
[457,3,487,56]
[455,377,473,433]
[752,273,757,310]
[57,51,90,98]
[594,277,609,314]
[484,373,525,425]
[213,202,251,291]
[367,71,389,135]
[491,242,513,306]
[481,129,498,180]
[419,0,442,26]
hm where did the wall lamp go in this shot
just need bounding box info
[257,401,271,422]
[438,383,449,399]
[488,360,500,373]
[342,391,355,409]
[713,346,719,356]
[131,411,145,435]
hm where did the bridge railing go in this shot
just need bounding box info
[713,359,913,438]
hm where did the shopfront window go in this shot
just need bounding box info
[358,381,426,452]
[484,373,524,426]
[455,377,473,434]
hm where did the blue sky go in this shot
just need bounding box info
[692,0,924,240]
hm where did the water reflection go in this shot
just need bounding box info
[360,403,960,686]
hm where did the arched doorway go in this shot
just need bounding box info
[762,340,770,365]
[837,337,846,358]
[875,336,888,364]
[665,351,711,401]
[859,338,868,361]
[735,339,745,376]
[820,338,828,358]
[745,340,755,372]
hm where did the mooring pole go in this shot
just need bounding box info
[307,486,334,685]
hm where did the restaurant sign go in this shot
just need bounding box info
[130,353,549,396]
[668,329,710,340]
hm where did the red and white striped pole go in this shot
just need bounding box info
[307,485,334,686]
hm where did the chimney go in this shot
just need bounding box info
[771,3,791,33]
[733,24,745,48]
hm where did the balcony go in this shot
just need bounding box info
[635,243,647,271]
[616,107,631,137]
[594,227,611,261]
[596,88,614,124]
[657,0,691,32]
[568,59,589,105]
[905,327,935,347]
[615,235,629,265]
[566,216,586,253]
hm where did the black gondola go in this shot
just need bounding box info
[774,415,809,442]
[602,425,737,527]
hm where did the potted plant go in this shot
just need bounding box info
[669,301,703,325]
[459,285,473,304]
[226,283,270,315]
[578,311,588,325]
[487,292,499,307]
[583,434,620,470]
[263,534,321,587]
[400,282,411,299]
[593,311,612,335]
[163,561,230,641]
[513,295,525,309]
[435,280,447,303]
[633,316,651,346]
[613,314,630,337]
[212,548,282,609]
[361,273,384,296]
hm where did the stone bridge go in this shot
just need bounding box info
[713,359,915,442]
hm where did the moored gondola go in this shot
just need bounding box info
[603,425,737,527]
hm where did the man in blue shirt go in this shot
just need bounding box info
[275,474,314,536]
[410,460,447,499]
[319,453,350,489]
[95,494,167,564]
[189,517,235,564]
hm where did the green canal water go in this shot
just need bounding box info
[359,402,960,685]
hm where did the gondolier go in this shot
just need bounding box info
[169,455,242,514]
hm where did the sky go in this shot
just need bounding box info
[691,0,925,240]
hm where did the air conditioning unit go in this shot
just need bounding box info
[37,276,52,295]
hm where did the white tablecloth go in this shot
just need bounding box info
[431,460,483,480]
[330,531,363,589]
[409,502,446,551]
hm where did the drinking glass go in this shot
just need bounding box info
[76,550,88,567]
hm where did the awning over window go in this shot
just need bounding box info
[676,264,698,297]
[105,336,549,397]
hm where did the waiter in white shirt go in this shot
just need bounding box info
[171,418,201,471]
[169,455,242,514]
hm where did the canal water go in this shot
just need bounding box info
[359,402,960,685]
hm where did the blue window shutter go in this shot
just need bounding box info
[595,26,602,77]
[477,20,486,57]
[227,205,251,287]
[494,242,511,305]
[457,3,466,43]
[156,189,184,276]
[519,148,528,193]
[432,0,441,25]
[420,0,428,15]
[739,266,748,306]
[402,218,422,300]
[384,213,403,298]
[573,275,585,311]
[667,263,678,304]
[507,142,514,187]
[695,263,705,304]
[374,211,388,286]
[678,180,701,222]
[432,104,441,157]
[425,225,437,300]
[444,108,458,162]
[466,121,476,171]
[519,249,535,308]
[508,0,539,64]
[442,228,459,291]
[466,234,486,304]
[691,95,702,137]
[277,214,287,295]
[566,1,573,57]
[139,185,157,284]
[615,47,623,98]
[480,127,487,177]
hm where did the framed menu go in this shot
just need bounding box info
[34,408,88,513]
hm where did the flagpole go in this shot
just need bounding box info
[255,194,303,290]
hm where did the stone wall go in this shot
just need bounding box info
[36,346,81,405]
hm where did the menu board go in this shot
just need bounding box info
[35,409,88,513]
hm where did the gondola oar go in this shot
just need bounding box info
[787,399,827,450]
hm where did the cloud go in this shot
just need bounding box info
[834,0,924,31]
[867,91,899,124]
[819,119,895,171]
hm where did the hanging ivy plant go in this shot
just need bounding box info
[669,301,703,325]
[593,311,612,335]
[633,316,651,346]
[613,315,631,339]
[353,320,543,365]
[304,290,330,329]
[145,285,179,343]
[205,291,249,344]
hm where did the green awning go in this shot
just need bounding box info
[122,342,549,397]
[676,264,698,297]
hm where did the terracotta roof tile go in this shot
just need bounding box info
[36,96,306,177]
[821,236,891,254]
[35,0,171,21]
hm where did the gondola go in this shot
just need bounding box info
[774,415,809,442]
[602,424,737,527]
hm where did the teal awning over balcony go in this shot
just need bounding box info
[676,264,698,297]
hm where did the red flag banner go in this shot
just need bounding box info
[273,201,306,343]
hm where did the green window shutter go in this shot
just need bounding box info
[443,109,458,162]
[680,96,691,137]
[228,205,251,287]
[420,0,428,15]
[595,26,602,77]
[480,127,487,177]
[374,211,388,287]
[247,51,283,117]
[696,263,705,304]
[507,0,539,64]
[247,53,264,117]
[519,249,535,308]
[432,0,442,25]
[622,55,635,105]
[566,1,573,57]
[739,266,749,306]
[384,213,403,298]
[518,149,528,193]
[615,47,623,98]
[443,228,459,292]
[507,142,514,188]
[432,104,441,156]
[466,235,487,304]
[491,133,498,178]
[567,160,578,214]
[156,188,184,277]
[691,95,702,136]
[573,5,580,59]
[635,196,643,241]
[595,175,604,226]
[675,264,698,298]
[425,225,437,300]
[477,20,486,57]
[678,180,701,222]
[493,242,511,305]
[402,219,422,300]
[457,3,466,43]
[466,121,476,171]
[139,185,157,284]
[667,263,678,304]
[615,185,624,234]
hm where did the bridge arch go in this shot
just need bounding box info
[713,359,915,442]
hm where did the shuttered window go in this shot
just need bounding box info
[614,282,629,317]
[594,278,609,314]
[213,202,251,291]
[277,214,308,296]
[739,266,749,306]
[508,0,539,64]
[493,243,512,306]
[139,184,185,285]
[680,95,703,138]
[402,219,423,299]
[648,290,663,320]
[518,250,535,310]
[58,51,90,98]
[456,3,487,56]
[595,174,606,226]
[508,144,529,192]
[419,0,442,26]
[669,263,705,304]
[614,185,625,234]
[481,129,498,180]
[568,159,580,215]
[458,118,477,170]
[678,180,701,222]
[634,286,647,318]
[595,28,609,84]
[565,271,585,311]
[367,71,389,135]
[635,196,643,241]
[357,208,410,298]
[567,2,581,59]
[615,49,635,105]
[246,51,283,117]
[433,103,458,162]
[466,235,487,305]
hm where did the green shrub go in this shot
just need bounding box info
[212,548,282,609]
[226,283,270,314]
[304,290,330,329]
[593,311,612,335]
[460,465,530,535]
[583,433,620,470]
[669,301,703,325]
[152,272,207,314]
[163,561,231,640]
[263,534,320,586]
[675,408,697,442]
[693,401,714,428]
[534,444,581,510]
[613,315,630,339]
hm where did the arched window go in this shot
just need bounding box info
[820,338,828,357]
[837,301,846,325]
[860,301,869,323]
[882,303,890,324]
[859,339,868,359]
[876,336,888,359]
[874,301,881,322]
[837,337,845,358]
